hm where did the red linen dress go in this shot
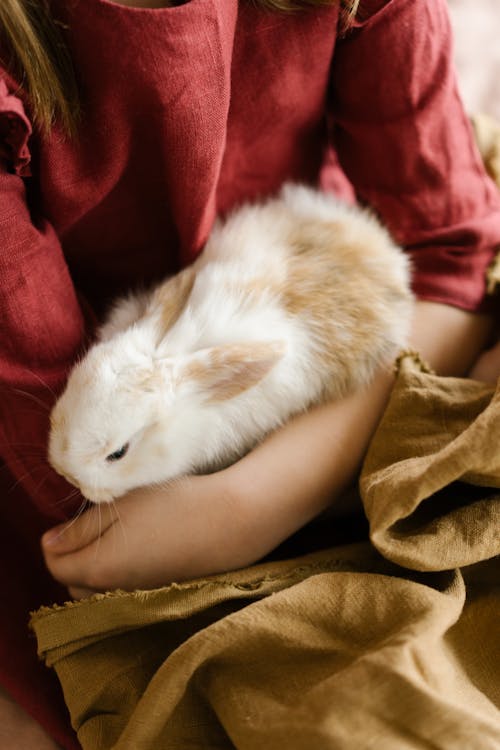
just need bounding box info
[1,0,499,746]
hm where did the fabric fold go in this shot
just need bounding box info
[0,77,32,176]
[30,548,500,750]
[361,354,500,570]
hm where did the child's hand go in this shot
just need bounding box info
[469,340,500,383]
[41,471,265,596]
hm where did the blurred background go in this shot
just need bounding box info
[448,0,500,120]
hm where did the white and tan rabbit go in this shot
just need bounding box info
[48,184,413,503]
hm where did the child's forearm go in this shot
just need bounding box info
[225,300,492,554]
[225,365,394,553]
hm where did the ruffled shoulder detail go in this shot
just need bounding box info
[0,76,32,177]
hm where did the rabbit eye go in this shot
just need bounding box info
[106,443,129,462]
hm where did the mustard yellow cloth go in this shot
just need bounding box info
[31,354,500,750]
[473,113,500,190]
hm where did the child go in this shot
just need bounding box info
[1,0,499,747]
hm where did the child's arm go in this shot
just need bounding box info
[469,340,500,383]
[41,300,491,594]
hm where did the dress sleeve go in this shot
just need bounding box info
[0,78,85,520]
[330,0,500,311]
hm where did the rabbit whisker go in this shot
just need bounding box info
[111,497,128,549]
[8,463,48,493]
[12,388,51,412]
[93,503,103,563]
[51,499,89,542]
[23,369,58,400]
[53,487,82,507]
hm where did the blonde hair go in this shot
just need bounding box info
[0,0,79,134]
[0,0,360,135]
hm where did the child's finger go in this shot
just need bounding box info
[42,524,125,591]
[41,502,118,554]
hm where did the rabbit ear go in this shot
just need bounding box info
[184,341,285,403]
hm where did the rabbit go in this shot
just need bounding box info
[48,184,414,504]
